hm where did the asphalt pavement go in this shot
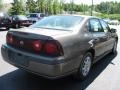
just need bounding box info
[0,26,120,90]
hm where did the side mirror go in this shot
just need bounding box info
[110,28,116,33]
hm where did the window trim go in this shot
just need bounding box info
[99,19,111,32]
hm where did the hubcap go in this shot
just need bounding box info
[16,24,18,28]
[81,56,91,76]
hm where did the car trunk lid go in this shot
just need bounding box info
[10,27,71,38]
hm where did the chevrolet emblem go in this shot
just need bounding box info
[20,41,24,45]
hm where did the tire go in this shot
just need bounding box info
[74,52,92,80]
[15,24,19,28]
[111,41,117,54]
[6,27,9,30]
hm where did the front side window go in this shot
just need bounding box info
[100,19,110,33]
[89,19,103,32]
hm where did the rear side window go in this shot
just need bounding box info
[100,20,110,33]
[29,14,37,17]
[89,19,104,32]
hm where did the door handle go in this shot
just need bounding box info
[102,36,109,39]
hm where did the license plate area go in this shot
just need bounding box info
[8,51,29,67]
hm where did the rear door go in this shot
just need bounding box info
[89,18,108,58]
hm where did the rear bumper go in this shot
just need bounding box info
[1,44,80,79]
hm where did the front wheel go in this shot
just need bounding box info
[111,41,117,54]
[15,24,20,28]
[74,52,92,80]
[6,27,10,30]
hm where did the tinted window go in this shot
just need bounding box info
[17,15,28,20]
[40,14,45,17]
[29,14,37,17]
[30,16,84,31]
[100,20,110,33]
[89,19,103,32]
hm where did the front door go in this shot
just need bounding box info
[89,18,108,59]
[100,19,115,52]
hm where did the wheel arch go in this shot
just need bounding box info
[87,48,95,62]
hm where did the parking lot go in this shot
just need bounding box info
[0,25,120,90]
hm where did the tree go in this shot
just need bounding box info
[20,0,26,11]
[63,3,89,14]
[26,0,37,13]
[9,0,25,15]
[37,0,45,13]
[96,2,120,14]
[0,4,2,11]
[0,0,3,11]
[59,0,64,14]
[52,0,60,14]
[45,0,53,15]
[36,0,61,15]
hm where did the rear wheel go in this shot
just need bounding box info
[74,52,92,80]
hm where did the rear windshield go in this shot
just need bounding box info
[0,13,9,18]
[17,15,28,20]
[30,16,84,31]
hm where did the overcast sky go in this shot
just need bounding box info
[3,0,120,5]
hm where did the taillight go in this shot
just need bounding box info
[45,42,58,54]
[32,40,42,52]
[32,40,63,56]
[44,41,63,56]
[6,34,14,44]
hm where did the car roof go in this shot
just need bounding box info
[13,14,25,16]
[28,13,44,14]
[49,14,99,20]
